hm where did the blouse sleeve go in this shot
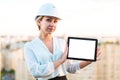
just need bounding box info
[24,43,54,78]
[66,60,80,73]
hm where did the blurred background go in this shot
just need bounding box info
[0,0,120,80]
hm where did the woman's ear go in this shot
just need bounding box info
[35,16,43,30]
[35,18,41,30]
[36,18,41,26]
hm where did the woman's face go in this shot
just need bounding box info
[39,16,59,34]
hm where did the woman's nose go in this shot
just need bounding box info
[50,21,56,26]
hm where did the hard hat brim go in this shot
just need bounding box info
[35,15,61,20]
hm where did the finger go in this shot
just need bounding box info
[96,48,102,61]
[97,57,101,61]
[64,43,68,54]
[97,48,102,57]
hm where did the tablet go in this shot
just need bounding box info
[67,37,98,61]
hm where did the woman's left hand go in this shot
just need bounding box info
[96,48,102,61]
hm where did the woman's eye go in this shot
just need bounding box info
[54,20,58,23]
[46,19,51,22]
[46,18,58,23]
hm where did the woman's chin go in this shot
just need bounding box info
[47,30,55,34]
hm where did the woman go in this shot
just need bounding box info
[24,3,101,80]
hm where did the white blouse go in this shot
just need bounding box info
[24,37,80,80]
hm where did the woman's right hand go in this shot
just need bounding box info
[60,44,68,63]
[53,44,68,69]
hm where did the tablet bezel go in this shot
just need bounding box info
[67,37,98,61]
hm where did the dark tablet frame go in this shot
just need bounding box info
[67,37,98,61]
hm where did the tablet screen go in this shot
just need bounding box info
[67,37,98,61]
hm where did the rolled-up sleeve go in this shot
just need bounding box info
[66,61,80,73]
[24,43,54,78]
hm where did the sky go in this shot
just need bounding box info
[0,0,120,36]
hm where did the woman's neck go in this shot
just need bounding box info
[39,33,53,41]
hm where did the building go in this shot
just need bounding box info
[1,35,120,80]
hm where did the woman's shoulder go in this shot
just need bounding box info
[24,37,39,48]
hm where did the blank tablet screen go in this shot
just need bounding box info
[67,37,98,61]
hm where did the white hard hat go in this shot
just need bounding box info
[35,3,61,20]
